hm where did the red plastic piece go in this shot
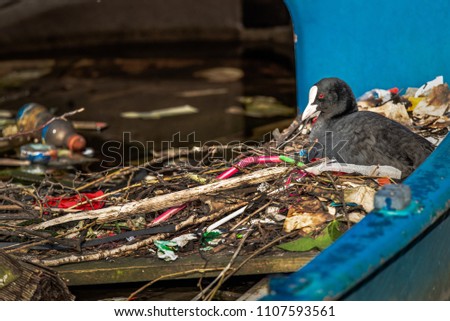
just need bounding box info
[44,190,105,210]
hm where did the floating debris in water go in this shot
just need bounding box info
[121,105,199,119]
[193,67,244,83]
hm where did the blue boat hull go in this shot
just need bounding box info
[343,211,450,300]
[264,0,450,300]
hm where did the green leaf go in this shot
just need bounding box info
[277,220,343,252]
[327,219,343,241]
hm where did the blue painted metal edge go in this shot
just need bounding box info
[263,134,450,300]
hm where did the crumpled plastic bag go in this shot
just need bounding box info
[413,83,450,117]
[154,233,197,261]
[365,101,412,126]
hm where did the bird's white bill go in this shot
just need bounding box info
[301,85,321,122]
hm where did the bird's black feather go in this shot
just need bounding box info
[306,78,434,178]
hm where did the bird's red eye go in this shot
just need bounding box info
[318,93,325,99]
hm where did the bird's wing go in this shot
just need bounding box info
[323,111,434,176]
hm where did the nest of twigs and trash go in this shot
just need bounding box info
[0,77,448,300]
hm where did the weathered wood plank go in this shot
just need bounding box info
[56,251,316,286]
[237,276,269,301]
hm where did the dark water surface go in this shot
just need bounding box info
[1,42,296,167]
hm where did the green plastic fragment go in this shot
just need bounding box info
[154,240,178,261]
[279,155,305,167]
[154,240,177,252]
[202,230,222,245]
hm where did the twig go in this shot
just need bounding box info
[127,268,225,301]
[75,166,131,192]
[4,221,98,253]
[325,173,350,227]
[0,195,28,210]
[23,188,44,218]
[229,201,273,232]
[196,226,255,301]
[0,213,37,220]
[0,158,30,166]
[273,116,301,146]
[210,230,299,291]
[0,225,79,250]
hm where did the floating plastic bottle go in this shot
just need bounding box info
[16,103,86,152]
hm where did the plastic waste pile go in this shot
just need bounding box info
[357,75,449,145]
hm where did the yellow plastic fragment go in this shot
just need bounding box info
[407,97,424,112]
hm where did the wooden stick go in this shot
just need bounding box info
[0,205,23,211]
[0,158,30,167]
[32,166,290,230]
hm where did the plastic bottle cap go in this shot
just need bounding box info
[389,87,399,94]
[67,134,86,152]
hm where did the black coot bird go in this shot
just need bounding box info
[301,77,434,178]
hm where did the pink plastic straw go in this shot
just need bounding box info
[217,155,282,180]
[149,204,187,226]
[150,155,281,226]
